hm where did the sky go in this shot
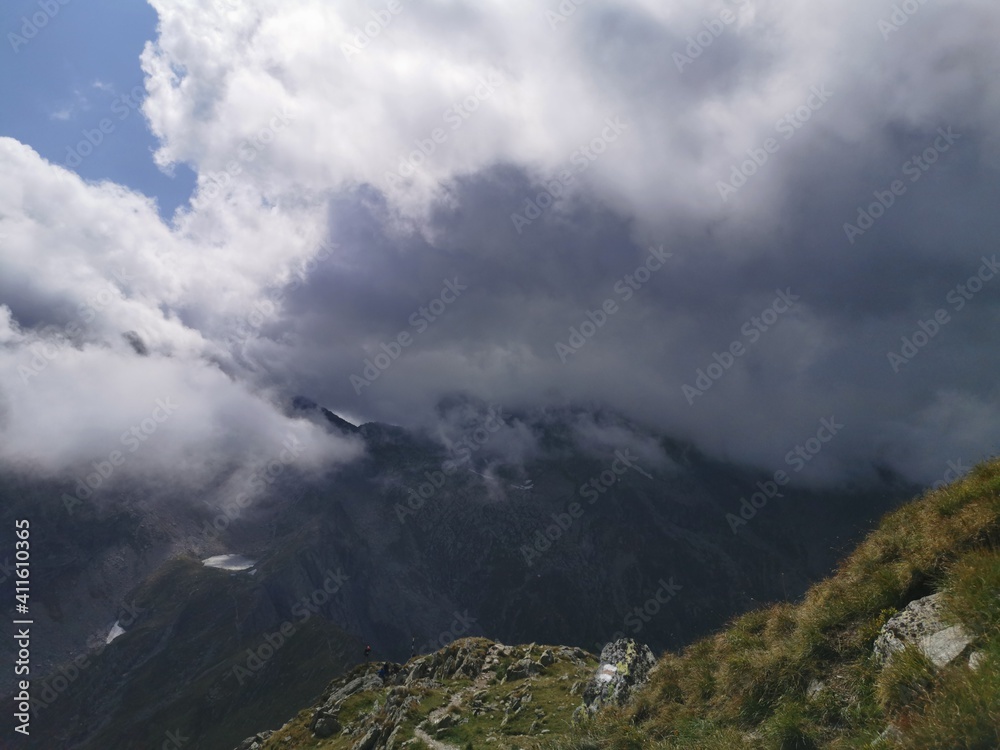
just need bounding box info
[1,0,1000,494]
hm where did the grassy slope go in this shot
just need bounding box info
[556,457,1000,749]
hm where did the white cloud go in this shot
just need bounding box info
[0,138,360,488]
[137,0,1000,239]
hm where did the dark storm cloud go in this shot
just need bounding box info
[263,98,1000,484]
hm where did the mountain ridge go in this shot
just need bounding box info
[231,456,1000,749]
[1,402,918,748]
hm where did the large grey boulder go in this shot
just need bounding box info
[873,593,973,668]
[582,638,656,713]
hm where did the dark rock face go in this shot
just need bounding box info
[582,638,657,712]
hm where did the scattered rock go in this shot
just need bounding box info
[505,657,542,681]
[234,731,274,750]
[873,594,973,668]
[874,724,904,745]
[581,638,656,713]
[969,651,986,671]
[311,712,341,738]
[352,726,382,750]
[429,712,455,730]
[806,679,825,699]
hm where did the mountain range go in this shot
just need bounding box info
[1,399,916,749]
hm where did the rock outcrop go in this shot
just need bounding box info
[234,731,273,750]
[581,638,657,713]
[231,638,596,750]
[873,593,973,668]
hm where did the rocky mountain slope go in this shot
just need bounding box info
[230,637,663,750]
[236,639,601,750]
[234,457,1000,749]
